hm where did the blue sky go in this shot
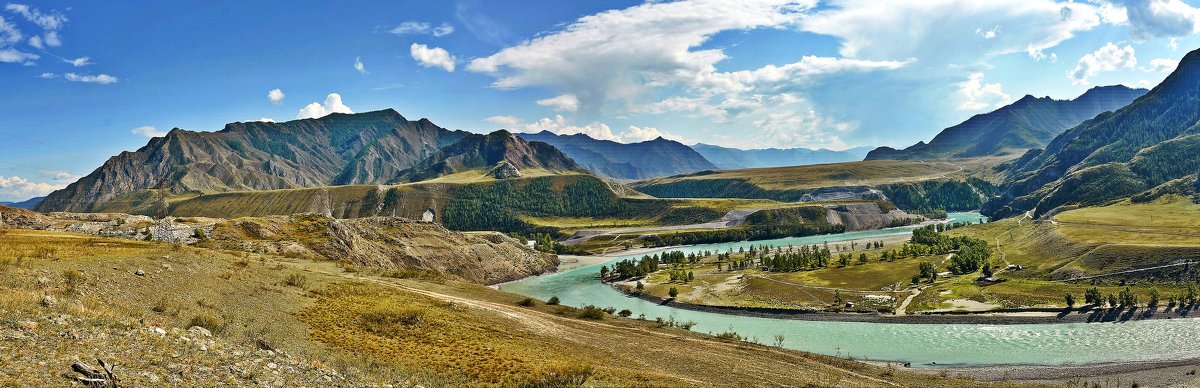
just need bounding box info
[1,0,1198,201]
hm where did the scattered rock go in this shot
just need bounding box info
[16,320,38,330]
[134,269,146,276]
[187,326,212,338]
[35,276,51,287]
[153,327,166,336]
[40,295,57,307]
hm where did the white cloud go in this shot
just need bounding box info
[0,15,20,46]
[130,126,166,138]
[484,115,521,127]
[0,175,64,201]
[1069,42,1137,85]
[535,94,579,112]
[66,56,90,67]
[0,47,36,63]
[26,34,38,48]
[296,93,354,119]
[246,118,275,123]
[64,72,117,84]
[621,125,681,143]
[468,0,817,113]
[354,56,366,74]
[956,72,1011,111]
[1145,57,1178,72]
[432,23,455,37]
[267,88,285,104]
[410,43,456,72]
[4,4,67,31]
[803,0,1101,63]
[42,30,59,47]
[1113,0,1200,39]
[523,115,620,141]
[36,71,53,78]
[390,21,454,37]
[975,25,1001,39]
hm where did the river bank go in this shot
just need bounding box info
[608,281,1200,324]
[899,358,1200,386]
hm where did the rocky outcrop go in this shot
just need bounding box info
[202,214,558,284]
[824,203,924,231]
[393,130,584,182]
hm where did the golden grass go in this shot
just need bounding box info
[638,160,963,190]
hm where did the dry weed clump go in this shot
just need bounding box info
[188,313,226,334]
[284,273,308,288]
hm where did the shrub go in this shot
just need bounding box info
[518,364,594,388]
[188,314,225,334]
[361,304,426,334]
[617,309,632,317]
[518,298,536,307]
[193,228,206,239]
[577,305,605,320]
[546,296,560,305]
[284,273,308,288]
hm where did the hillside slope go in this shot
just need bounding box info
[517,131,717,179]
[983,49,1200,219]
[394,130,584,182]
[38,109,469,212]
[692,144,872,170]
[866,85,1146,161]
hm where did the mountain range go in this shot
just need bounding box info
[392,130,584,182]
[692,144,873,170]
[515,131,717,180]
[866,85,1147,161]
[0,197,43,210]
[984,48,1200,219]
[39,109,470,212]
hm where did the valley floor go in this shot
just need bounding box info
[0,228,1008,387]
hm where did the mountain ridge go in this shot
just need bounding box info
[392,130,585,182]
[38,109,471,212]
[983,48,1200,218]
[865,85,1147,161]
[515,131,717,179]
[691,143,873,170]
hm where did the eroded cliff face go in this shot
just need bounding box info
[824,203,925,231]
[203,215,558,284]
[0,205,556,285]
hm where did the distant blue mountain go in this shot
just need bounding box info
[0,196,44,210]
[690,144,874,170]
[516,131,717,179]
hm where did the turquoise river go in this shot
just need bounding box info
[500,213,1200,367]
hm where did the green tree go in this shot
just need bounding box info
[1149,287,1161,308]
[1064,293,1075,308]
[668,287,679,299]
[547,296,560,305]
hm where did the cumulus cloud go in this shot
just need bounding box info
[64,72,117,84]
[620,125,681,143]
[957,72,1011,111]
[390,21,454,37]
[130,126,166,138]
[535,94,579,112]
[0,175,64,201]
[36,71,53,78]
[267,88,285,104]
[41,30,59,46]
[66,56,90,67]
[354,56,366,74]
[247,118,275,123]
[1113,0,1200,39]
[0,15,21,46]
[410,43,456,72]
[802,0,1102,63]
[468,0,818,113]
[26,34,38,48]
[1145,57,1178,72]
[1069,42,1137,85]
[484,115,521,127]
[296,93,353,119]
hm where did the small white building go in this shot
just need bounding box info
[421,208,436,223]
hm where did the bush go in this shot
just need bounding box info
[546,296,560,305]
[577,305,605,320]
[518,297,536,307]
[188,314,225,334]
[361,304,426,334]
[617,309,632,317]
[284,273,308,288]
[518,364,594,388]
[193,228,206,239]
